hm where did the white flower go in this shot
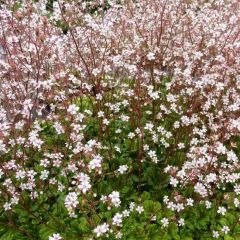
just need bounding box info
[213,230,219,238]
[77,173,91,194]
[206,173,217,183]
[170,177,179,187]
[40,170,49,180]
[116,231,122,239]
[221,226,230,234]
[67,104,79,115]
[98,111,104,117]
[109,191,121,207]
[117,165,128,174]
[92,68,101,77]
[29,130,43,149]
[147,52,155,60]
[96,93,103,100]
[176,203,184,212]
[122,210,130,217]
[136,206,144,214]
[93,223,109,237]
[234,198,240,208]
[186,198,194,206]
[217,206,226,216]
[112,213,123,226]
[129,202,135,211]
[49,233,62,240]
[65,192,78,212]
[0,169,3,179]
[89,155,102,171]
[103,118,109,125]
[234,184,240,195]
[178,142,185,149]
[0,140,7,153]
[194,182,207,197]
[54,122,64,134]
[161,218,169,227]
[3,202,11,211]
[128,132,135,139]
[178,218,185,226]
[151,215,157,221]
[205,200,212,209]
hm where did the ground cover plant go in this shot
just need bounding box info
[0,0,240,239]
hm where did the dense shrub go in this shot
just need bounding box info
[0,0,240,239]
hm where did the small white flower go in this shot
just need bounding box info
[178,142,185,149]
[205,200,212,209]
[128,132,135,139]
[112,213,123,226]
[186,198,194,206]
[89,155,102,171]
[77,173,91,194]
[122,209,130,217]
[40,170,49,180]
[103,118,109,125]
[93,223,109,237]
[0,169,3,178]
[221,226,230,234]
[67,104,79,115]
[234,198,240,208]
[194,182,207,197]
[151,215,157,221]
[109,191,121,207]
[92,68,101,77]
[178,218,185,226]
[161,218,169,227]
[147,52,155,61]
[49,233,62,240]
[3,202,11,211]
[170,177,179,187]
[213,230,219,238]
[65,192,78,213]
[117,165,128,174]
[116,231,122,239]
[136,206,144,214]
[217,206,226,216]
[98,111,104,118]
[129,202,135,211]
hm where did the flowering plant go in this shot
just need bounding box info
[0,0,240,239]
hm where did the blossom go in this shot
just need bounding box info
[65,192,78,213]
[3,202,11,211]
[93,223,109,237]
[67,104,79,115]
[77,173,91,194]
[117,165,128,174]
[205,201,212,209]
[161,218,169,227]
[109,191,121,207]
[147,52,155,61]
[136,206,144,214]
[213,231,219,238]
[186,198,194,206]
[40,170,49,180]
[112,213,123,226]
[89,155,102,171]
[221,226,230,234]
[217,206,226,216]
[194,182,207,197]
[49,233,62,240]
[178,218,185,226]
